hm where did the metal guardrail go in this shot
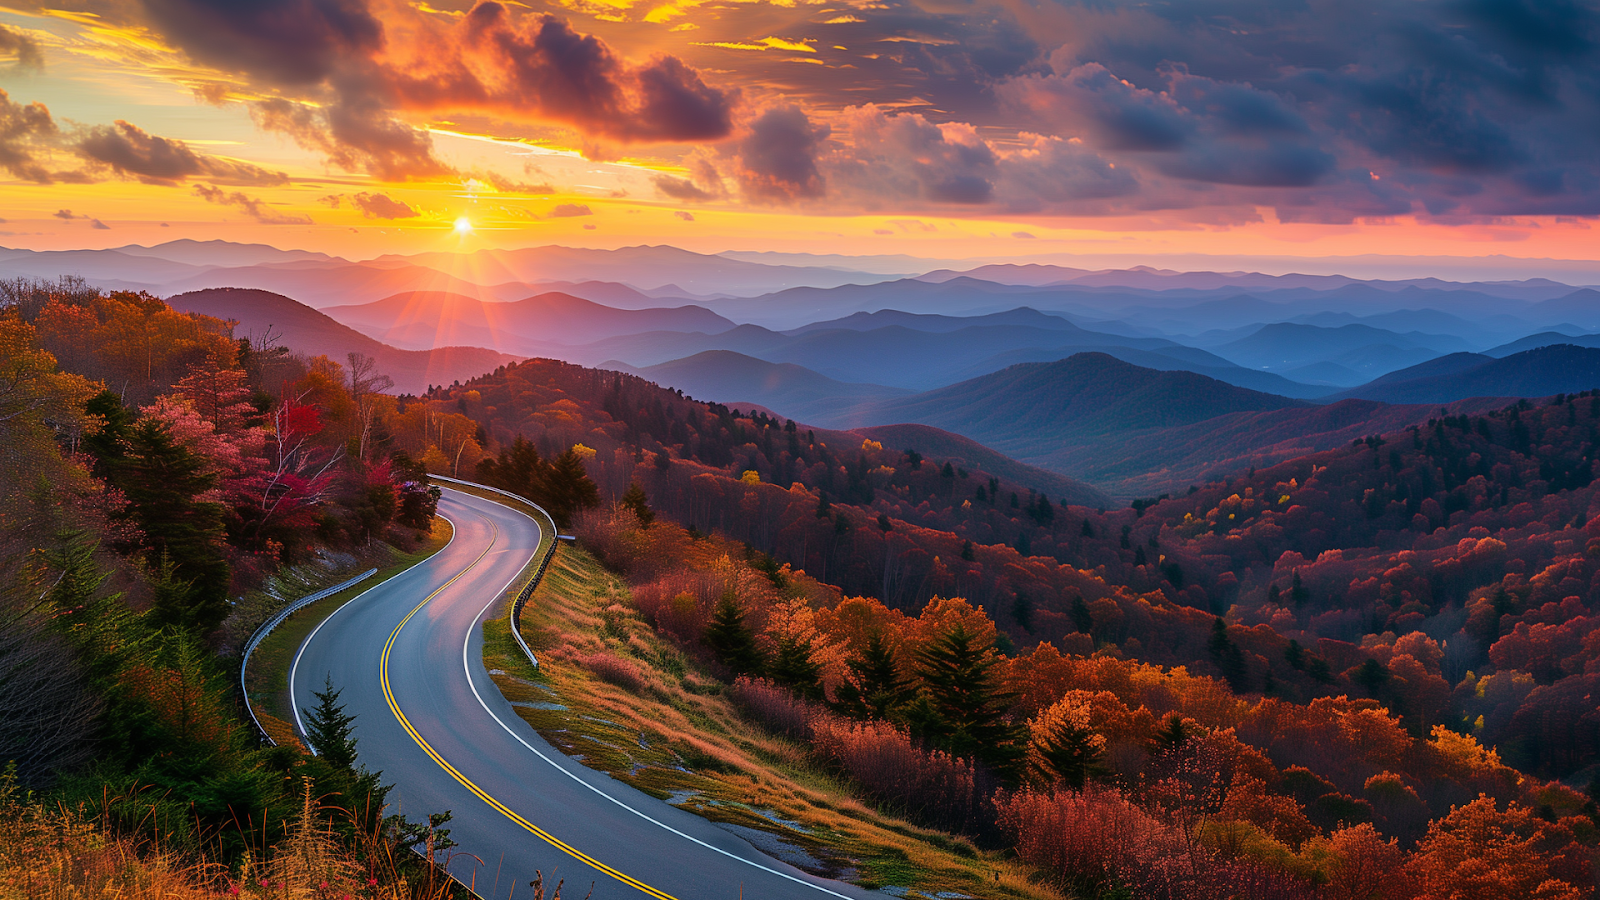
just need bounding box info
[431,475,565,672]
[240,568,378,746]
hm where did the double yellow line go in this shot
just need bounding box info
[379,513,679,900]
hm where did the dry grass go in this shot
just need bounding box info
[482,545,1065,900]
[0,774,458,900]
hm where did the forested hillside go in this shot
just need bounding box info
[8,269,1600,899]
[421,353,1600,898]
[0,278,493,892]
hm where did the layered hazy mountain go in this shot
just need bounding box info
[10,239,1600,498]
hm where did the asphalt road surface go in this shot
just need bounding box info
[289,488,878,900]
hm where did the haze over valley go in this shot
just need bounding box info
[30,239,1600,500]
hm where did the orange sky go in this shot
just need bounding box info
[2,1,1598,275]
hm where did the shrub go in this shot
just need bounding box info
[729,677,815,738]
[577,652,647,693]
[810,715,981,833]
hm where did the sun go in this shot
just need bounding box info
[453,216,473,235]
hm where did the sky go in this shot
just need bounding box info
[1,0,1599,272]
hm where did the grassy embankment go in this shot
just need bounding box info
[243,517,454,747]
[452,486,1060,900]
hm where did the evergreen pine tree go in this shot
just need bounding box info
[1036,716,1106,789]
[546,447,601,527]
[1151,713,1190,754]
[45,529,144,684]
[1012,592,1034,633]
[832,630,912,720]
[305,676,359,771]
[1290,570,1309,606]
[1285,639,1305,670]
[1355,658,1389,695]
[113,419,231,635]
[703,593,766,677]
[1208,617,1249,691]
[769,633,823,701]
[82,390,133,481]
[909,623,1026,779]
[1070,596,1094,635]
[620,482,655,527]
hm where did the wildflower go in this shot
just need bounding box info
[367,878,379,887]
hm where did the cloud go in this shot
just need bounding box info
[652,154,725,202]
[53,209,81,219]
[980,0,1600,217]
[139,0,383,88]
[0,24,44,72]
[250,97,450,182]
[674,210,694,221]
[654,174,714,201]
[77,120,288,186]
[831,106,995,204]
[324,191,419,218]
[155,4,736,180]
[468,171,554,194]
[548,203,592,217]
[439,8,735,142]
[872,228,892,234]
[728,105,828,202]
[192,184,313,224]
[89,219,110,230]
[1011,231,1033,238]
[4,91,291,190]
[350,191,418,219]
[0,90,63,183]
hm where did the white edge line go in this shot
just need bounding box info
[449,490,857,900]
[290,516,461,747]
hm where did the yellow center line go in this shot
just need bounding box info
[379,512,679,900]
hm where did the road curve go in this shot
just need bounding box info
[290,488,878,900]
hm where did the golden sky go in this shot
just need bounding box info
[2,0,1598,272]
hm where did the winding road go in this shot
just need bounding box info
[289,488,877,900]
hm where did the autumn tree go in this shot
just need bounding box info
[1403,797,1589,900]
